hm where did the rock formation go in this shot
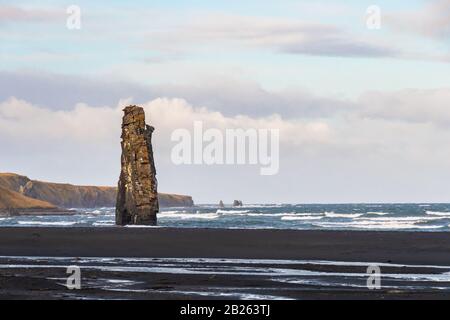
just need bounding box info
[116,106,159,226]
[0,186,68,217]
[233,200,243,207]
[219,200,224,208]
[0,173,194,208]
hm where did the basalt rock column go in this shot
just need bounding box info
[116,106,159,225]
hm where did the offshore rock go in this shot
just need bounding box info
[116,106,159,225]
[233,200,243,207]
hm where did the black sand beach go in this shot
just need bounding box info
[1,227,450,264]
[1,227,450,300]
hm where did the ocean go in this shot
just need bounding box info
[2,203,450,231]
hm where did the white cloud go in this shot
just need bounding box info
[0,96,335,201]
[0,97,120,143]
[359,88,450,125]
[386,0,450,39]
[0,96,332,150]
[0,71,356,117]
[0,5,62,23]
[2,88,450,202]
[141,98,332,150]
[145,13,398,58]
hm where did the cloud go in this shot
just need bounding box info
[359,88,450,126]
[0,2,446,66]
[0,96,333,200]
[3,71,450,129]
[0,97,120,143]
[0,71,355,118]
[0,96,331,151]
[0,71,152,111]
[145,13,399,59]
[386,0,450,39]
[142,98,332,150]
[281,36,396,58]
[2,88,450,202]
[0,5,62,23]
[150,78,356,118]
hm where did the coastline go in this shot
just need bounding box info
[1,227,449,265]
[1,227,450,300]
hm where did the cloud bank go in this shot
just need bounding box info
[2,84,450,203]
[146,13,398,58]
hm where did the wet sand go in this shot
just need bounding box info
[1,227,450,299]
[1,227,450,265]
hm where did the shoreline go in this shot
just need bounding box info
[1,227,450,299]
[1,227,450,265]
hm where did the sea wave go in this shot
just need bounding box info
[215,211,323,218]
[17,221,78,226]
[216,210,251,214]
[3,203,450,232]
[366,212,390,216]
[160,210,186,215]
[359,216,444,222]
[313,221,443,230]
[281,216,323,221]
[324,212,363,218]
[159,212,219,220]
[250,212,321,217]
[426,211,450,216]
[93,222,114,227]
[239,204,284,208]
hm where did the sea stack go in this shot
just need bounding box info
[233,200,243,207]
[116,106,159,226]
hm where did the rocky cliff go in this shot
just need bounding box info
[0,173,194,209]
[116,106,159,225]
[0,186,60,216]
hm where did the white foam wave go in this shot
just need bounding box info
[159,210,186,214]
[159,212,219,220]
[366,212,390,216]
[314,220,443,230]
[4,256,450,269]
[17,221,77,226]
[358,216,443,222]
[281,216,323,221]
[249,213,320,218]
[245,213,289,217]
[216,209,250,214]
[426,211,450,216]
[93,222,114,226]
[324,212,363,218]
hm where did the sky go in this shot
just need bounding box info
[1,0,450,203]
